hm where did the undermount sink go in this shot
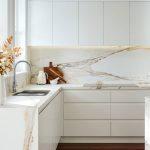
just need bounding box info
[13,90,50,96]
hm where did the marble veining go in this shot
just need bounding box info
[29,46,150,84]
[23,107,37,150]
[0,107,38,150]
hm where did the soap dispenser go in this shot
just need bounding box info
[37,71,47,85]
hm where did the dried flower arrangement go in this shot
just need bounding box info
[0,36,21,75]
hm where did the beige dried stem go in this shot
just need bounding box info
[0,36,21,75]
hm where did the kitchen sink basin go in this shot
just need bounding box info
[13,90,50,96]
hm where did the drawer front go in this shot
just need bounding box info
[111,90,150,102]
[64,90,110,102]
[64,120,110,136]
[111,103,144,119]
[64,103,110,119]
[111,120,144,136]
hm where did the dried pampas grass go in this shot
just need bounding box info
[0,36,21,75]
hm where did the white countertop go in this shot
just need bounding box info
[5,83,150,110]
[6,85,61,112]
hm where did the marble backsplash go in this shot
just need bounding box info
[29,46,150,84]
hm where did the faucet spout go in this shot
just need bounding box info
[12,60,31,93]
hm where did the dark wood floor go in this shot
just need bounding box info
[57,143,144,150]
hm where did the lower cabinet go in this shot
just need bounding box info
[111,120,144,136]
[111,103,145,119]
[39,92,63,150]
[111,90,145,137]
[64,103,110,119]
[64,120,110,136]
[63,89,147,138]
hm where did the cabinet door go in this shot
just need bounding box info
[111,103,145,119]
[104,2,129,45]
[79,2,103,45]
[53,2,78,46]
[39,98,55,150]
[39,92,63,150]
[64,120,110,136]
[130,2,150,45]
[64,90,110,102]
[64,103,110,119]
[111,120,144,136]
[28,0,52,45]
[111,90,149,102]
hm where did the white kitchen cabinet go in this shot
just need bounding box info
[104,2,129,45]
[130,2,150,45]
[63,89,147,138]
[64,120,110,136]
[110,90,145,137]
[111,120,144,136]
[111,90,149,102]
[64,90,110,102]
[28,0,52,45]
[39,92,63,150]
[64,103,110,119]
[64,90,110,136]
[53,2,78,46]
[111,103,145,119]
[79,2,103,45]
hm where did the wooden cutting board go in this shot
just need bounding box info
[44,62,66,84]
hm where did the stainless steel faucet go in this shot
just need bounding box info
[12,60,31,93]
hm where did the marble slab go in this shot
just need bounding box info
[29,46,150,85]
[0,107,38,150]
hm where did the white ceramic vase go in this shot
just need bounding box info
[0,75,6,105]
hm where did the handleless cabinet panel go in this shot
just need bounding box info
[64,103,110,119]
[111,103,144,119]
[79,2,103,45]
[64,90,110,102]
[39,92,63,150]
[111,90,149,102]
[130,2,150,45]
[64,120,110,136]
[53,2,78,46]
[111,120,144,136]
[104,2,129,45]
[28,0,52,45]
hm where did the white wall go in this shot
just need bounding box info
[0,0,8,44]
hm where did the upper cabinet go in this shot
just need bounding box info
[27,0,150,46]
[53,2,78,46]
[79,2,103,46]
[28,0,52,46]
[104,2,129,45]
[130,2,150,45]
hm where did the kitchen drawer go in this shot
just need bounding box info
[111,103,144,119]
[64,103,110,119]
[64,120,110,136]
[111,120,144,136]
[64,90,110,102]
[111,90,150,102]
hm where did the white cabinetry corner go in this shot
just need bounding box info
[39,92,63,150]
